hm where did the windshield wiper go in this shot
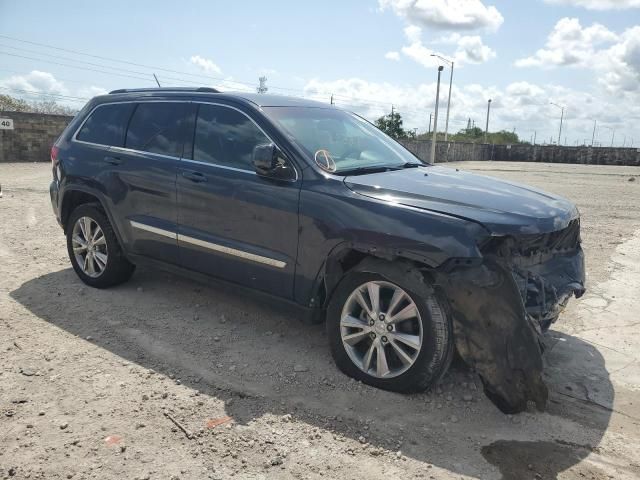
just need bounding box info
[400,162,424,168]
[338,166,401,176]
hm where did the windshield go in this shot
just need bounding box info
[262,106,423,174]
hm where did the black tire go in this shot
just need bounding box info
[326,264,453,393]
[66,203,135,288]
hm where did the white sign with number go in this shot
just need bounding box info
[0,118,14,130]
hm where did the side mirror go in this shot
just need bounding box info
[252,143,278,174]
[252,143,296,181]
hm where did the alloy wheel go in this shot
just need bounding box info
[71,216,108,278]
[340,281,423,378]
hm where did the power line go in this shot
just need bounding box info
[0,86,88,102]
[0,34,433,113]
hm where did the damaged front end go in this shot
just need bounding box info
[437,219,585,414]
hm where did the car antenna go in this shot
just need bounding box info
[153,73,161,88]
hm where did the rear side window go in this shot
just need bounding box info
[193,104,270,169]
[76,103,134,147]
[125,102,190,157]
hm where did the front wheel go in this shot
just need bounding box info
[327,269,453,392]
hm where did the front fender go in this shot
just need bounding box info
[436,258,548,413]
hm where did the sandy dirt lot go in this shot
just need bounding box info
[1,161,639,480]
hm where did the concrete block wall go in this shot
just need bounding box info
[0,111,74,163]
[400,139,640,166]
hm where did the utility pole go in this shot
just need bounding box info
[533,130,537,146]
[430,54,454,142]
[430,66,444,164]
[428,113,432,134]
[611,128,615,147]
[330,94,334,105]
[484,99,492,144]
[257,76,268,94]
[550,102,565,146]
[591,119,597,147]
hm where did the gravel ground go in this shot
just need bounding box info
[1,161,639,480]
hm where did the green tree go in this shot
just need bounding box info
[375,111,407,139]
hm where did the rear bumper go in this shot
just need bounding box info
[49,179,62,228]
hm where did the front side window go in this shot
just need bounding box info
[125,102,190,157]
[193,104,270,170]
[76,103,134,147]
[262,107,421,174]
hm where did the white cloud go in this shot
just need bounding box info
[400,27,495,67]
[544,0,640,9]
[379,0,504,31]
[454,35,496,64]
[77,86,109,98]
[516,18,618,68]
[598,26,640,94]
[516,19,640,98]
[190,55,222,75]
[384,51,401,61]
[0,70,69,96]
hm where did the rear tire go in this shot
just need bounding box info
[66,204,135,288]
[326,265,453,393]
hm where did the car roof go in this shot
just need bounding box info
[95,88,331,109]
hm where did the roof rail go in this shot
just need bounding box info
[108,87,220,94]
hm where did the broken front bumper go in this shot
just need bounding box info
[438,225,585,414]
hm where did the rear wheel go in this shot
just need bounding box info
[327,268,453,392]
[66,204,134,288]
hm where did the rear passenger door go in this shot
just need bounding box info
[108,101,194,265]
[176,103,300,299]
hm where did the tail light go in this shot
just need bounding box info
[51,145,60,166]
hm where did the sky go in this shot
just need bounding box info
[0,0,639,146]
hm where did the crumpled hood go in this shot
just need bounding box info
[344,165,579,235]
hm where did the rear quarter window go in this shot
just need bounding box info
[76,103,134,147]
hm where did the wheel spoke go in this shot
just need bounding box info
[390,339,414,365]
[391,332,421,351]
[341,314,368,329]
[388,303,418,325]
[84,254,95,274]
[91,225,103,242]
[83,217,93,241]
[362,341,375,372]
[78,219,88,240]
[375,342,390,377]
[387,288,406,316]
[94,251,108,269]
[354,290,374,319]
[367,282,380,314]
[342,330,370,346]
[72,235,87,248]
[93,233,106,246]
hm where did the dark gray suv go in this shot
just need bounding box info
[49,87,585,413]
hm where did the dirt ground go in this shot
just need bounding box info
[1,161,639,480]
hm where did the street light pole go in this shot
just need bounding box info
[591,119,597,147]
[484,99,492,144]
[430,65,444,164]
[430,54,454,142]
[550,102,565,145]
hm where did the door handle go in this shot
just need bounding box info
[182,171,208,183]
[103,155,122,165]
